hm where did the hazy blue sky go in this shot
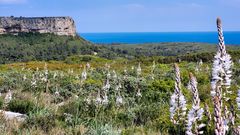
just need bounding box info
[0,0,239,32]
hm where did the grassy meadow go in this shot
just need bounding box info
[0,33,239,134]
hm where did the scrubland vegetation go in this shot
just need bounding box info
[0,57,222,134]
[0,18,240,135]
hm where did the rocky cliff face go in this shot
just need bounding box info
[0,16,76,36]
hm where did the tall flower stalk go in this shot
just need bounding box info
[151,61,156,80]
[237,90,240,111]
[186,73,205,135]
[102,67,111,105]
[81,66,87,84]
[4,90,12,104]
[235,90,240,134]
[136,63,142,97]
[211,17,233,135]
[170,64,187,126]
[116,81,123,106]
[204,103,212,126]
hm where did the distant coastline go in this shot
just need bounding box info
[79,31,240,45]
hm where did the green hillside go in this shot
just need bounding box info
[0,33,118,64]
[1,33,240,64]
[106,42,240,57]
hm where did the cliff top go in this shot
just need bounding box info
[0,16,73,19]
[0,16,76,36]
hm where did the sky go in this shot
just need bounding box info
[0,0,240,33]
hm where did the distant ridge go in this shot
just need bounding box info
[0,16,76,36]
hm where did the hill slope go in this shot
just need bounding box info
[106,42,240,57]
[0,33,240,64]
[0,33,117,64]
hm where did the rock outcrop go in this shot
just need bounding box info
[0,16,76,36]
[0,110,27,122]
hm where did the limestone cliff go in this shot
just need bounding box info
[0,16,76,36]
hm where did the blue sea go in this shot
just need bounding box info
[80,32,240,45]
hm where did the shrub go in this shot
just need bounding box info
[25,110,56,132]
[8,99,35,114]
[0,97,4,109]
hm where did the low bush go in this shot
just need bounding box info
[0,97,4,109]
[25,112,57,132]
[8,99,35,114]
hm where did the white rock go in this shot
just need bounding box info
[0,110,27,122]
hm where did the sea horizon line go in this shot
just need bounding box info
[79,31,240,34]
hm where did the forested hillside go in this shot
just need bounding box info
[1,33,240,65]
[0,33,117,63]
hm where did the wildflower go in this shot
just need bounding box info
[205,65,209,72]
[102,94,108,105]
[169,64,187,125]
[103,79,110,91]
[179,94,187,111]
[95,96,102,105]
[198,123,206,129]
[64,113,73,124]
[186,73,205,135]
[214,97,224,135]
[68,69,73,74]
[124,68,127,74]
[107,71,111,79]
[54,90,60,97]
[152,61,156,69]
[85,97,91,105]
[21,66,25,71]
[95,90,102,105]
[170,93,177,119]
[178,58,181,62]
[115,82,122,92]
[116,96,123,105]
[23,74,27,81]
[187,81,191,90]
[150,61,156,80]
[223,106,230,132]
[237,90,240,110]
[204,103,212,126]
[4,90,12,104]
[60,72,64,78]
[199,59,203,66]
[81,67,87,81]
[211,17,233,135]
[73,94,79,99]
[112,70,117,79]
[136,91,142,97]
[136,88,142,97]
[105,63,110,69]
[115,81,123,106]
[229,105,235,126]
[53,72,58,79]
[195,66,199,72]
[233,126,240,135]
[137,62,141,76]
[41,76,47,82]
[86,62,90,69]
[44,63,48,76]
[31,75,37,87]
[93,52,98,55]
[211,18,233,94]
